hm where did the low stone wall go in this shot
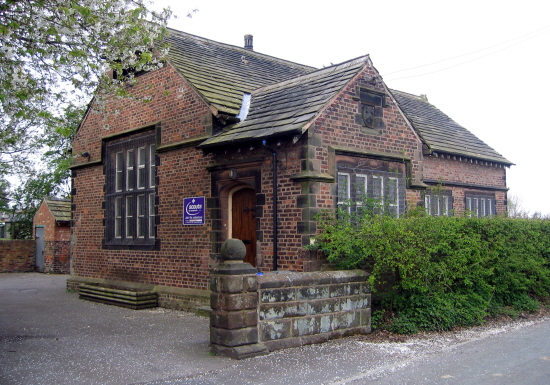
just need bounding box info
[257,270,371,352]
[209,239,371,359]
[0,240,35,273]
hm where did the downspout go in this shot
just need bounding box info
[262,140,278,271]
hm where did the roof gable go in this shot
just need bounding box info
[199,56,370,148]
[44,198,71,223]
[164,29,316,116]
[391,90,512,165]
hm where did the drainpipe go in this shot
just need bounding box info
[262,140,278,271]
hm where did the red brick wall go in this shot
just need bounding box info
[313,65,423,191]
[0,240,35,272]
[72,64,214,290]
[33,201,71,273]
[423,156,507,215]
[33,201,55,239]
[423,156,506,188]
[71,59,509,294]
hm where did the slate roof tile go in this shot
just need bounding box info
[162,30,509,165]
[391,90,512,164]
[45,198,71,222]
[164,29,316,115]
[200,56,369,148]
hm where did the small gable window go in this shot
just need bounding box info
[354,87,387,133]
[105,131,156,248]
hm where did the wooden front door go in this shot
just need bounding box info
[232,188,257,266]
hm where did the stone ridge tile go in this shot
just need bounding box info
[391,89,512,164]
[329,270,369,284]
[258,271,366,289]
[44,198,71,222]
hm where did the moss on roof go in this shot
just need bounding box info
[45,198,71,222]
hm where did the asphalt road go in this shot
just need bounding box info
[1,273,549,385]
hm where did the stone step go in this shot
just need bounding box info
[78,284,158,310]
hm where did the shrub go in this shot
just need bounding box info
[309,210,550,333]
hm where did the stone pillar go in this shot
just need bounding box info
[210,239,268,359]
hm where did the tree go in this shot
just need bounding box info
[0,0,172,237]
[0,0,172,178]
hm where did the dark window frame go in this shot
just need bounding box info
[465,192,496,217]
[104,131,157,248]
[424,189,453,216]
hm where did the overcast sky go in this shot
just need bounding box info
[154,0,550,215]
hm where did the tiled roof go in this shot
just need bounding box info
[199,56,369,148]
[164,29,316,116]
[45,198,71,222]
[391,90,512,165]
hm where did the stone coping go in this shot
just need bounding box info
[258,270,369,289]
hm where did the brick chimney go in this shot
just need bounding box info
[244,34,253,51]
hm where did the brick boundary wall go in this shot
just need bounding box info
[44,241,70,274]
[0,240,36,273]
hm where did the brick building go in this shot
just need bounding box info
[69,29,512,309]
[33,198,71,273]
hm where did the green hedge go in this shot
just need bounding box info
[310,212,550,333]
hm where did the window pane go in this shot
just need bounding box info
[116,152,123,192]
[126,150,135,190]
[372,176,383,214]
[115,197,122,238]
[138,147,146,189]
[337,173,350,201]
[355,175,367,203]
[149,193,155,239]
[137,194,146,238]
[387,177,398,217]
[125,196,134,238]
[150,145,156,188]
[425,195,432,215]
[441,196,449,216]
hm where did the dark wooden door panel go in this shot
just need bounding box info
[232,188,256,266]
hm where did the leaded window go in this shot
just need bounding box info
[337,169,404,217]
[105,132,156,247]
[465,193,495,217]
[424,190,453,216]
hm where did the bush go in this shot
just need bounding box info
[309,210,550,333]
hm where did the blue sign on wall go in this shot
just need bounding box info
[183,197,205,225]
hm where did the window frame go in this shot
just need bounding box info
[104,132,157,249]
[337,168,405,218]
[424,189,453,216]
[465,193,495,217]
